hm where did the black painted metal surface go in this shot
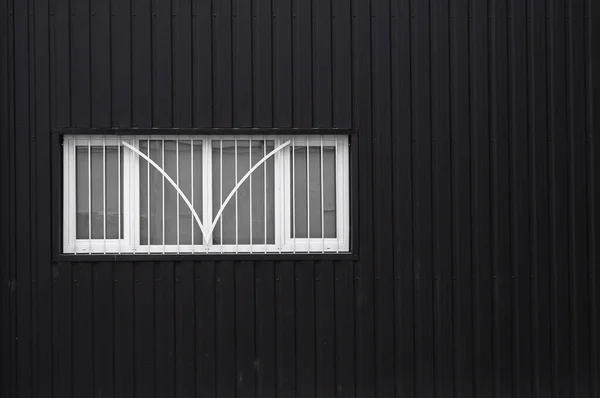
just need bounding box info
[1,0,600,396]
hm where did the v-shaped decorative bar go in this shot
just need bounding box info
[122,140,291,247]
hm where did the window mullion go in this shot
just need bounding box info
[88,136,92,254]
[306,137,310,253]
[320,135,324,253]
[337,136,348,251]
[343,136,350,249]
[219,137,223,253]
[131,137,141,253]
[249,138,253,253]
[103,136,106,254]
[335,135,340,253]
[273,138,280,252]
[292,138,296,253]
[162,137,165,254]
[203,135,212,252]
[146,139,151,253]
[176,138,180,254]
[64,138,74,253]
[275,136,288,253]
[118,137,121,254]
[263,138,267,254]
[234,137,238,254]
[191,137,195,253]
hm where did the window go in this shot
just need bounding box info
[63,134,350,254]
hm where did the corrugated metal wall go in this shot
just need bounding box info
[1,0,599,396]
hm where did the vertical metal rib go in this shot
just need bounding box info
[103,136,106,254]
[191,138,194,253]
[235,137,238,253]
[263,138,267,253]
[88,136,92,254]
[320,135,324,253]
[306,137,310,252]
[162,138,165,254]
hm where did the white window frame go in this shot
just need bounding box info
[63,134,350,254]
[281,135,350,253]
[63,135,137,254]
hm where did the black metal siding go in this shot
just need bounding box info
[1,0,600,396]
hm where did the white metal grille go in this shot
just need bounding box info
[63,134,350,254]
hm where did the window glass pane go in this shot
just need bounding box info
[323,146,336,238]
[149,140,164,245]
[211,140,220,244]
[77,145,124,240]
[139,140,166,245]
[76,147,89,239]
[291,145,336,238]
[236,140,251,244]
[140,139,202,247]
[90,147,105,239]
[139,140,148,244]
[308,146,321,238]
[291,146,307,238]
[212,139,275,245]
[251,140,275,244]
[163,140,177,245]
[177,140,192,245]
[192,140,203,245]
[105,146,123,239]
[212,140,236,245]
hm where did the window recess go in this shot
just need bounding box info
[63,134,350,254]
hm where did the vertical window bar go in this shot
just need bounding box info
[103,137,106,254]
[162,138,165,254]
[72,141,77,255]
[278,139,283,254]
[320,135,324,253]
[306,137,310,253]
[147,139,150,254]
[118,137,121,254]
[335,135,339,253]
[235,138,238,253]
[220,138,223,253]
[88,136,92,254]
[191,138,194,254]
[263,138,267,253]
[134,138,139,254]
[176,138,180,254]
[292,139,296,253]
[342,137,347,251]
[249,138,253,253]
